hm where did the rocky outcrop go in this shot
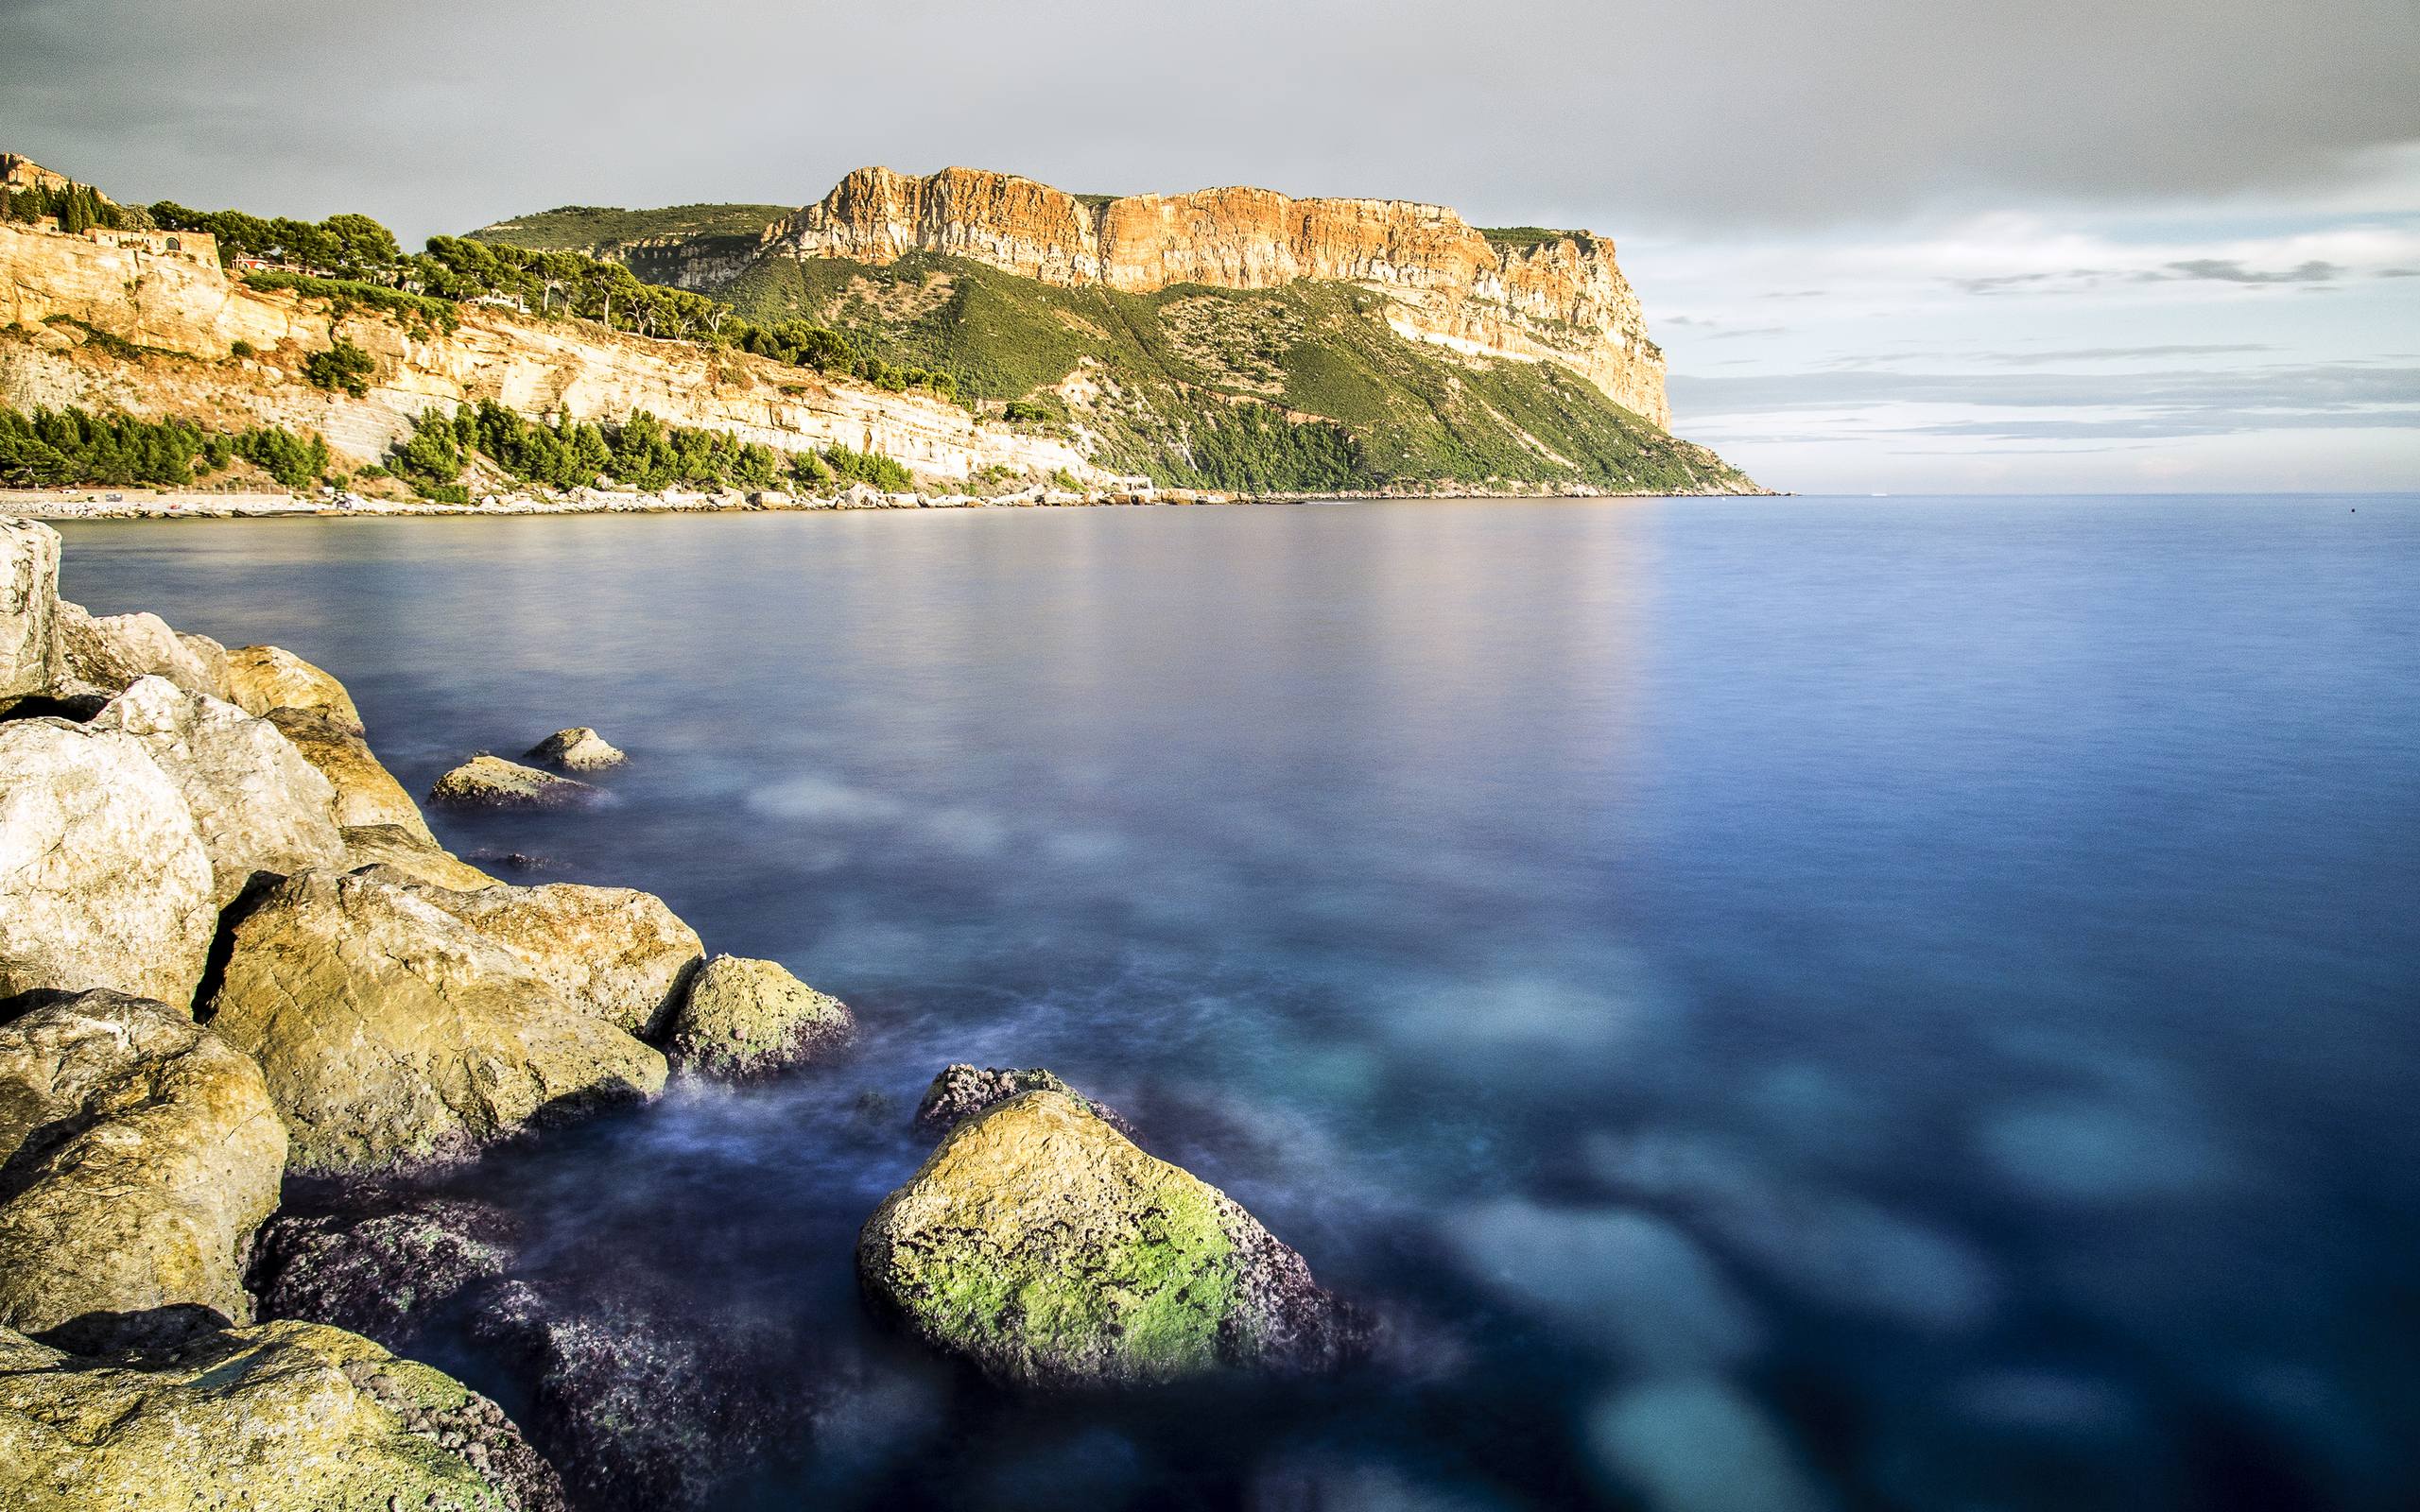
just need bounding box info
[253,1195,521,1344]
[0,517,60,705]
[859,1086,1360,1387]
[527,726,625,770]
[221,644,364,732]
[0,218,1098,485]
[337,822,498,890]
[431,753,596,810]
[204,868,668,1175]
[0,718,216,1005]
[90,677,346,908]
[50,602,227,700]
[265,704,429,836]
[404,879,703,1039]
[0,1315,565,1512]
[664,954,852,1078]
[773,166,1669,425]
[0,990,285,1334]
[911,1063,1129,1137]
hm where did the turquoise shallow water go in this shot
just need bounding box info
[58,494,2420,1510]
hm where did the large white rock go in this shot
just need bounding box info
[0,718,216,1005]
[0,517,61,704]
[90,677,347,908]
[53,600,229,700]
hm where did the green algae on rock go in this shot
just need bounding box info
[0,1317,565,1511]
[858,1087,1361,1388]
[664,954,853,1079]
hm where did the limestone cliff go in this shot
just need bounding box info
[0,221,1089,483]
[767,167,1669,427]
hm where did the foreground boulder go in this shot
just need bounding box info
[432,753,597,810]
[527,726,626,770]
[0,1316,564,1512]
[0,991,285,1334]
[405,880,703,1039]
[0,719,216,1005]
[665,954,853,1078]
[858,1087,1361,1388]
[206,868,668,1175]
[52,601,228,700]
[0,517,60,705]
[266,704,435,838]
[912,1063,1129,1136]
[222,643,363,731]
[91,677,347,907]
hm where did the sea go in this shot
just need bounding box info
[56,493,2420,1511]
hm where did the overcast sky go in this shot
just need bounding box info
[5,0,2414,492]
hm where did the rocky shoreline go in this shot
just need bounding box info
[1,475,1772,521]
[0,513,1365,1509]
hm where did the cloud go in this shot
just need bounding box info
[2154,258,2342,283]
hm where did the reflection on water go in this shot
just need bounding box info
[59,495,2420,1510]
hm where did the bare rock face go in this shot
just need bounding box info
[0,1316,566,1512]
[0,990,285,1334]
[337,822,498,890]
[52,600,228,700]
[0,718,216,1005]
[431,753,597,810]
[403,879,703,1040]
[775,166,1670,427]
[0,516,60,706]
[221,643,364,732]
[204,868,668,1176]
[859,1087,1362,1388]
[527,726,626,770]
[90,677,347,909]
[266,704,435,839]
[664,954,853,1078]
[912,1063,1130,1137]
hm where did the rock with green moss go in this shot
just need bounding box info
[430,754,596,811]
[664,954,853,1078]
[858,1087,1361,1388]
[0,1315,564,1511]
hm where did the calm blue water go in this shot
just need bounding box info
[58,495,2420,1511]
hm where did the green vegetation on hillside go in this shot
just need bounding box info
[387,402,911,503]
[0,404,331,488]
[1478,226,1583,250]
[469,203,791,253]
[716,249,1751,494]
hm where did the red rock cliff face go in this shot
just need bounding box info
[769,167,1670,428]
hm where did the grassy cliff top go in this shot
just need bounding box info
[469,203,792,252]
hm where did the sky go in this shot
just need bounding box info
[4,0,2415,492]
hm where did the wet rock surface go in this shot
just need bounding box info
[860,1086,1363,1388]
[432,753,599,810]
[912,1062,1131,1137]
[664,954,853,1078]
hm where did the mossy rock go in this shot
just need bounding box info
[857,1088,1361,1388]
[665,954,852,1079]
[429,754,596,811]
[0,1316,564,1511]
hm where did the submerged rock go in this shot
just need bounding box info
[403,880,703,1039]
[0,990,285,1334]
[0,1316,565,1512]
[912,1063,1129,1136]
[431,753,598,810]
[0,518,61,706]
[252,1195,520,1345]
[205,868,668,1175]
[0,718,216,1005]
[859,1087,1360,1388]
[665,954,853,1078]
[52,601,227,700]
[266,704,434,839]
[527,726,626,770]
[91,677,347,908]
[222,643,364,732]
